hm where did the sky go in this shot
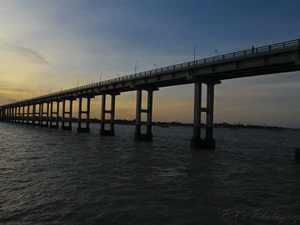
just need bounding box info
[0,0,300,128]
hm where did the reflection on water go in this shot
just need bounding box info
[0,122,300,224]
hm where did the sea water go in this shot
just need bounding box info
[1,122,300,224]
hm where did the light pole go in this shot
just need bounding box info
[194,45,198,62]
[135,61,139,75]
[215,50,219,56]
[154,64,158,69]
[100,71,103,82]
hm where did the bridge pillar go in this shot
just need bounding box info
[32,104,40,126]
[62,98,74,130]
[4,108,8,122]
[24,106,28,124]
[17,106,21,123]
[40,102,50,127]
[77,96,93,133]
[0,108,3,121]
[12,107,16,122]
[100,93,119,136]
[27,105,32,125]
[134,88,157,141]
[15,107,18,122]
[9,107,12,122]
[5,108,8,121]
[2,108,6,121]
[21,105,25,124]
[32,104,36,125]
[190,80,220,149]
[11,107,14,122]
[50,101,60,128]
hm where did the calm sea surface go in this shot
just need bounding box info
[1,122,300,225]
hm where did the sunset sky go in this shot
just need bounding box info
[1,0,300,128]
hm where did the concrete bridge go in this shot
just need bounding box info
[1,38,300,149]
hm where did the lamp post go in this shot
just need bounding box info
[194,45,198,62]
[154,64,158,69]
[215,50,219,56]
[100,72,103,82]
[135,61,139,75]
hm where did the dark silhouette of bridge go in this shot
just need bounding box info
[1,38,300,149]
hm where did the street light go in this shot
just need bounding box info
[215,50,219,56]
[154,64,158,69]
[100,71,103,82]
[135,61,139,75]
[194,45,198,62]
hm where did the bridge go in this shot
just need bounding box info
[1,38,300,149]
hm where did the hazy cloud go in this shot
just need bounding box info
[0,42,50,65]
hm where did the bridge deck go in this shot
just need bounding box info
[1,38,300,108]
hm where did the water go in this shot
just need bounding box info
[1,122,300,225]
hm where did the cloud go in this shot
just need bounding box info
[0,42,50,65]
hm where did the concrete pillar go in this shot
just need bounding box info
[17,106,21,123]
[7,108,10,122]
[134,89,157,141]
[32,104,38,126]
[12,107,15,123]
[0,109,3,121]
[78,96,93,133]
[205,82,215,140]
[22,106,25,124]
[40,102,50,127]
[39,103,43,126]
[190,80,220,149]
[62,98,74,130]
[135,89,142,136]
[50,101,60,128]
[27,105,31,125]
[100,93,119,136]
[12,107,15,122]
[35,103,41,126]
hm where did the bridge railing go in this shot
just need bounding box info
[2,39,299,107]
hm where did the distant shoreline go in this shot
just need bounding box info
[85,118,298,131]
[11,116,297,130]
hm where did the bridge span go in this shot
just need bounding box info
[1,38,300,149]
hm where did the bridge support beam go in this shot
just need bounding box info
[100,93,119,136]
[134,88,157,141]
[21,106,25,124]
[50,101,60,128]
[6,108,9,122]
[24,105,28,124]
[11,108,14,122]
[32,104,40,126]
[0,108,4,121]
[40,102,49,127]
[62,99,74,130]
[27,105,32,125]
[77,96,93,133]
[12,107,16,122]
[190,80,220,149]
[17,106,21,123]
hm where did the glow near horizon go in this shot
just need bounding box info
[0,0,300,128]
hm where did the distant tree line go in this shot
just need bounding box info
[21,116,291,130]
